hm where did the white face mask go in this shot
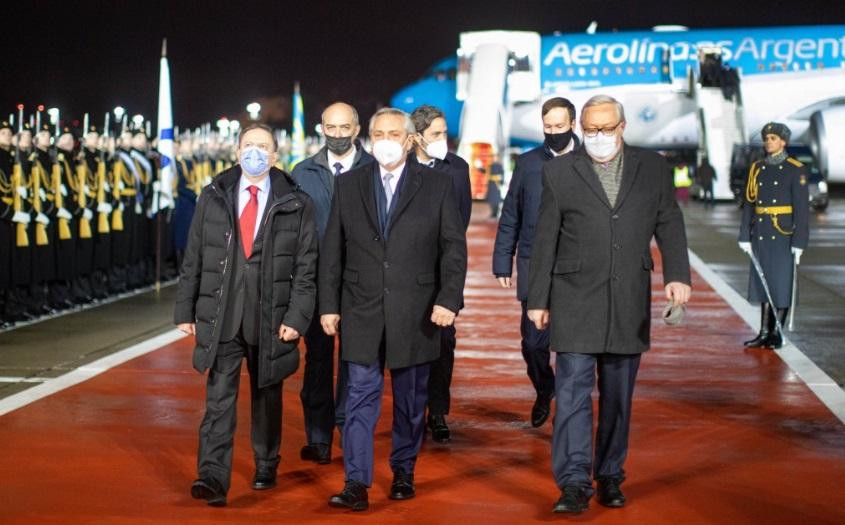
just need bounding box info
[424,139,448,160]
[372,139,405,167]
[583,132,620,162]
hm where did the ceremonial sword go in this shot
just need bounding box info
[746,249,785,337]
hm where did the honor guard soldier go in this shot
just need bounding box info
[110,129,139,292]
[81,125,112,299]
[9,123,38,319]
[73,124,101,300]
[738,122,809,349]
[30,123,63,309]
[172,133,197,269]
[1,120,17,326]
[53,126,85,304]
[130,128,155,285]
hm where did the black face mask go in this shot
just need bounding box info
[325,135,353,155]
[544,130,573,153]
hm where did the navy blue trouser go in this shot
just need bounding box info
[520,301,555,399]
[552,352,641,494]
[300,310,348,447]
[343,357,430,487]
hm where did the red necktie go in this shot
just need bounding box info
[239,185,259,258]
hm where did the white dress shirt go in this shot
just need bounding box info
[552,138,576,157]
[327,144,357,174]
[237,174,271,241]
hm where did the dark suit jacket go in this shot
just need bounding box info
[526,146,690,355]
[492,140,578,301]
[291,142,374,240]
[319,161,467,369]
[409,151,472,231]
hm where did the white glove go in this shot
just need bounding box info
[118,180,125,191]
[12,211,31,224]
[60,184,68,197]
[791,247,803,265]
[97,202,113,214]
[119,202,125,211]
[16,186,27,198]
[134,202,143,215]
[35,212,50,225]
[104,183,111,193]
[159,195,173,209]
[82,209,94,221]
[152,181,161,191]
[39,189,47,200]
[738,241,751,254]
[57,207,72,220]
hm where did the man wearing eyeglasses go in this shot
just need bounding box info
[526,95,691,515]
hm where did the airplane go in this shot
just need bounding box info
[391,25,845,202]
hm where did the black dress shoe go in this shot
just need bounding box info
[191,478,227,507]
[251,469,277,490]
[596,478,626,508]
[329,480,368,511]
[428,414,451,443]
[389,468,415,500]
[553,485,589,514]
[301,443,331,464]
[531,395,552,427]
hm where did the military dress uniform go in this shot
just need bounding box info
[0,123,15,325]
[30,138,62,308]
[739,122,809,348]
[81,135,112,298]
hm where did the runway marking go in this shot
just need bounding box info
[0,329,186,417]
[0,377,49,383]
[688,248,845,425]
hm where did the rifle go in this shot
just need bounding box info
[12,105,29,247]
[52,109,72,240]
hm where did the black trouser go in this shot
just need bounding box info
[520,301,555,400]
[427,325,456,416]
[197,331,282,493]
[300,310,347,446]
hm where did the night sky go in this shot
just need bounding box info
[3,0,843,132]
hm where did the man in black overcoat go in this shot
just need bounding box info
[527,95,691,515]
[320,108,466,510]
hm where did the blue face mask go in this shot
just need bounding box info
[240,147,270,176]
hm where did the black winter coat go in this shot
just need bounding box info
[174,166,318,387]
[527,146,691,355]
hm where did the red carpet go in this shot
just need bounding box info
[1,214,844,524]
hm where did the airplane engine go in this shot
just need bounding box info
[809,106,845,183]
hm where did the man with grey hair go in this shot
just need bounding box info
[527,94,691,514]
[320,107,467,510]
[292,102,373,465]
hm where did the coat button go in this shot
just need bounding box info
[613,243,620,250]
[383,261,390,269]
[612,214,619,220]
[384,288,390,294]
[774,181,779,185]
[772,236,776,240]
[373,235,380,241]
[612,274,619,281]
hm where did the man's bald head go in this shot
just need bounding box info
[321,102,361,157]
